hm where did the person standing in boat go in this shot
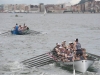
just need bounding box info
[74,38,83,56]
[13,23,19,34]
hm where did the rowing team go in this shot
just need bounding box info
[14,23,29,31]
[53,38,88,62]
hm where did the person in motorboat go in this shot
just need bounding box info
[74,38,83,56]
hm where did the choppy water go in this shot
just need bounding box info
[0,13,100,75]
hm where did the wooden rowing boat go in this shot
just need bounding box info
[49,51,95,73]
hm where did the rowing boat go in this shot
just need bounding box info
[49,51,95,73]
[56,59,94,73]
[11,28,30,35]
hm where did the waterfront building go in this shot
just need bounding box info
[19,4,26,13]
[29,5,39,13]
[53,4,65,13]
[95,1,100,12]
[45,4,54,13]
[85,1,89,12]
[14,4,20,13]
[81,3,85,12]
[64,2,72,12]
[0,0,100,13]
[3,4,9,13]
[25,5,29,13]
[8,4,14,13]
[39,3,45,12]
[72,4,81,12]
[71,5,78,12]
[0,4,4,12]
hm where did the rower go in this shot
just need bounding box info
[23,23,29,30]
[53,43,61,57]
[67,42,75,53]
[62,41,67,49]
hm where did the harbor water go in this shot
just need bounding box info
[0,13,100,75]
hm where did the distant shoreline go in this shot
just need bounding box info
[0,12,100,14]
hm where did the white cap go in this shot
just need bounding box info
[59,46,62,48]
[56,43,60,45]
[68,49,70,51]
[69,42,73,44]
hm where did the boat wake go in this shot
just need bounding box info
[1,61,100,75]
[1,30,41,36]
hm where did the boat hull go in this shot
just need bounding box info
[11,29,30,35]
[74,60,94,72]
[57,60,94,73]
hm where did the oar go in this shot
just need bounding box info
[23,57,53,65]
[21,51,51,63]
[27,60,54,68]
[36,60,54,67]
[21,51,54,68]
[25,59,53,67]
[0,30,11,35]
[23,54,52,64]
[22,53,50,63]
[87,52,100,59]
[23,52,54,66]
[23,56,51,64]
[26,60,54,68]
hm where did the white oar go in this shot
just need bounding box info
[73,69,75,75]
[0,30,10,35]
[73,52,75,75]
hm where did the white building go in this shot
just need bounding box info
[8,4,14,13]
[3,4,9,12]
[63,2,72,11]
[19,4,26,12]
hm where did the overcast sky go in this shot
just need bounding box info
[0,0,81,5]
